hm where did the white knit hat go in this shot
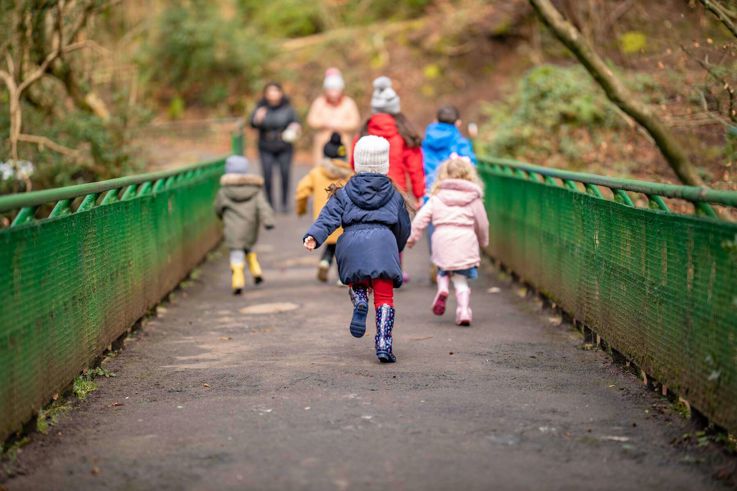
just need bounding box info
[323,67,345,91]
[353,135,390,175]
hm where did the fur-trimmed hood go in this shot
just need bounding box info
[219,173,264,202]
[320,158,353,180]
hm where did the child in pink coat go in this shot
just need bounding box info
[408,157,489,326]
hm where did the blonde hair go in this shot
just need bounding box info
[431,157,484,196]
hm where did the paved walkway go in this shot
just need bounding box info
[5,205,726,490]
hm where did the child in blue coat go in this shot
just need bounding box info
[421,105,477,279]
[304,135,411,363]
[422,105,476,199]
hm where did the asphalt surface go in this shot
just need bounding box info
[4,184,729,491]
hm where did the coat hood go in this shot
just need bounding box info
[435,179,482,207]
[344,173,395,210]
[424,122,461,151]
[366,113,399,139]
[220,174,264,202]
[320,158,353,180]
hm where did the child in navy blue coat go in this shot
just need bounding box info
[304,135,411,363]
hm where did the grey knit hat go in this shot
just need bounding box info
[370,76,400,115]
[225,155,249,174]
[353,135,390,175]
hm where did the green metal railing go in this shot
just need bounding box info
[0,131,243,441]
[479,157,737,433]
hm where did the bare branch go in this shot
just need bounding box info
[680,44,736,124]
[17,133,81,158]
[61,41,91,54]
[698,0,737,39]
[5,52,15,77]
[528,0,704,186]
[17,3,65,93]
[0,69,14,88]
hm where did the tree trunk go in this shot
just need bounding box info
[528,0,704,187]
[698,0,737,39]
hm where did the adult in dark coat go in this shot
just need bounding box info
[249,82,300,211]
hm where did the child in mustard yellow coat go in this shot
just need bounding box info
[296,132,354,282]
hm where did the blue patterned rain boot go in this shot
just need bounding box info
[348,286,369,338]
[375,304,396,363]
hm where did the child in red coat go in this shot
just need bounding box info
[352,76,425,203]
[351,76,424,282]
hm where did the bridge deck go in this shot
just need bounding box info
[6,209,720,490]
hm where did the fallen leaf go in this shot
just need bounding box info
[487,287,501,294]
[91,466,101,476]
[111,402,124,407]
[202,383,210,388]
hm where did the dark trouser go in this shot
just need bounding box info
[321,243,337,265]
[259,147,293,209]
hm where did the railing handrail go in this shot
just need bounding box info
[480,157,737,208]
[0,158,224,213]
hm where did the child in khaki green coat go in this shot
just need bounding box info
[295,132,354,282]
[215,156,275,294]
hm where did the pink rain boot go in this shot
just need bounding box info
[432,274,449,315]
[456,289,472,326]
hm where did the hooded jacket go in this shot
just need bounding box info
[249,97,299,153]
[304,173,411,287]
[214,174,275,250]
[351,114,425,201]
[421,122,476,199]
[295,158,355,245]
[409,179,489,271]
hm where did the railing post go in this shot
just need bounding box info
[231,119,245,156]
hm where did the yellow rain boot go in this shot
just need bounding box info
[247,252,264,285]
[231,262,245,295]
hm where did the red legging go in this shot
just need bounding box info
[353,278,394,308]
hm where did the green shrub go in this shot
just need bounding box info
[237,0,326,38]
[0,92,148,193]
[478,65,621,168]
[140,1,272,107]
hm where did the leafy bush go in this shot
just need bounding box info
[338,0,432,25]
[139,0,273,108]
[237,0,326,38]
[0,91,149,193]
[478,64,622,169]
[236,0,431,37]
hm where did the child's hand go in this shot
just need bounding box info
[304,236,317,251]
[407,238,416,249]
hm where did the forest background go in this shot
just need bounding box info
[1,0,736,194]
